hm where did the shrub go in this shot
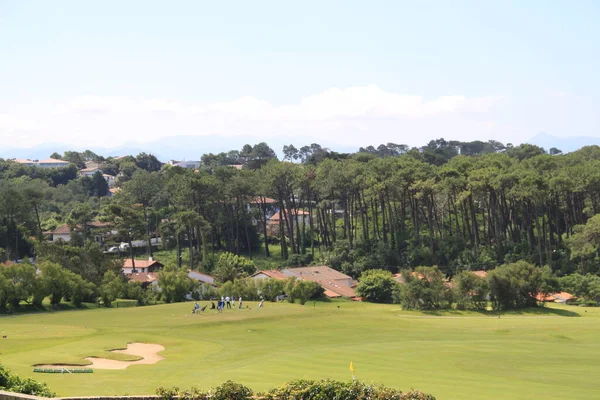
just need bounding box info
[356,269,399,304]
[263,379,435,400]
[285,278,324,305]
[0,364,55,397]
[155,380,434,400]
[399,266,452,309]
[453,271,489,310]
[211,380,253,400]
[487,261,554,310]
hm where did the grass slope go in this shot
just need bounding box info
[1,301,599,400]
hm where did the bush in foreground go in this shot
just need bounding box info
[0,364,55,397]
[156,380,434,400]
[264,379,435,400]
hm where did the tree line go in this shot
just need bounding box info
[2,138,600,309]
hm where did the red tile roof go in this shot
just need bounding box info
[80,167,101,173]
[250,197,277,204]
[286,266,352,283]
[318,280,357,298]
[536,291,574,302]
[44,224,72,235]
[128,272,158,283]
[43,221,111,236]
[252,270,288,280]
[269,210,311,221]
[39,158,69,164]
[123,259,163,269]
[323,289,341,298]
[471,270,488,278]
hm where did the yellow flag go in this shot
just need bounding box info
[349,361,354,373]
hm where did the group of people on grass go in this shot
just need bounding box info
[192,296,264,314]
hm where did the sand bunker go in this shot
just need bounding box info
[36,342,165,370]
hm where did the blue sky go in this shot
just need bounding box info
[0,0,599,151]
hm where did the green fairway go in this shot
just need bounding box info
[1,301,599,400]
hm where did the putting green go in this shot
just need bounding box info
[0,301,599,400]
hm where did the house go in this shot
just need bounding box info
[80,167,103,177]
[252,266,358,299]
[103,174,116,187]
[172,160,201,169]
[38,158,70,168]
[108,187,121,197]
[11,158,70,168]
[284,266,354,288]
[536,291,575,303]
[267,210,312,236]
[188,270,217,286]
[12,158,37,167]
[122,258,164,275]
[128,272,159,287]
[43,221,112,244]
[252,269,289,280]
[43,224,72,242]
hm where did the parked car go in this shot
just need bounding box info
[104,246,120,254]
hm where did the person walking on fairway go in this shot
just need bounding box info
[226,296,231,309]
[238,296,243,309]
[258,298,264,308]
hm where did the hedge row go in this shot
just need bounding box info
[157,379,435,400]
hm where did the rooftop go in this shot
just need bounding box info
[123,259,163,269]
[287,266,353,282]
[252,269,288,280]
[128,272,158,283]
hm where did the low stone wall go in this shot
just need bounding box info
[0,392,162,400]
[0,391,47,400]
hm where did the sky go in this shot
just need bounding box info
[0,0,599,153]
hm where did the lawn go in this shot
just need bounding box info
[1,301,599,400]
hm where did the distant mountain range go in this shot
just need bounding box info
[0,135,359,162]
[2,133,599,162]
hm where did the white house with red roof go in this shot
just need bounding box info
[122,258,164,275]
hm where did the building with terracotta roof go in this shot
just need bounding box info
[252,266,358,299]
[266,210,312,236]
[80,166,102,176]
[11,158,70,168]
[284,266,354,287]
[122,258,164,275]
[252,269,289,281]
[535,291,575,303]
[43,221,112,243]
[128,272,159,286]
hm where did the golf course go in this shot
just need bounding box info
[1,301,599,400]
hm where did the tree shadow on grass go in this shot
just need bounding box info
[498,307,580,317]
[421,309,464,316]
[420,306,580,317]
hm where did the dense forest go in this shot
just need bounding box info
[2,138,600,308]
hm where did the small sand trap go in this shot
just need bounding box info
[36,342,165,370]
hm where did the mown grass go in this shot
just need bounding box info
[1,301,599,400]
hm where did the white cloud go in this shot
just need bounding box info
[0,85,506,149]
